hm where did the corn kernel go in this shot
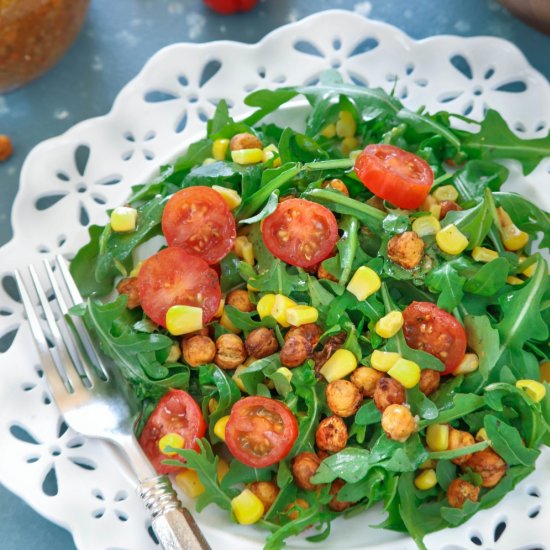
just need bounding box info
[232,488,265,525]
[320,123,336,138]
[129,261,144,277]
[370,350,401,372]
[220,308,241,334]
[212,138,230,161]
[208,398,218,414]
[375,311,404,339]
[166,343,182,363]
[110,206,138,233]
[233,365,248,393]
[217,458,229,482]
[234,236,255,266]
[271,294,297,327]
[212,185,242,210]
[540,361,550,384]
[257,294,276,320]
[336,111,357,138]
[158,432,185,456]
[231,148,263,165]
[214,415,230,441]
[433,185,459,202]
[472,246,499,263]
[341,136,359,156]
[215,298,225,319]
[430,204,442,220]
[475,428,488,442]
[419,458,436,470]
[247,281,259,292]
[501,224,529,251]
[175,469,205,498]
[285,305,319,327]
[516,379,546,402]
[436,224,469,255]
[519,256,536,278]
[349,149,362,161]
[421,194,439,212]
[506,276,524,286]
[347,266,381,301]
[275,367,293,384]
[388,358,421,389]
[426,424,449,452]
[165,305,203,336]
[452,353,479,376]
[320,349,358,382]
[412,215,441,237]
[414,469,437,491]
[262,144,280,166]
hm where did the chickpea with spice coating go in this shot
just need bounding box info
[280,335,312,368]
[226,289,255,313]
[230,132,262,151]
[117,277,140,309]
[292,452,321,491]
[381,404,417,442]
[328,479,353,512]
[351,367,384,398]
[214,333,247,370]
[387,231,424,270]
[245,327,279,359]
[248,481,279,512]
[448,428,476,465]
[317,263,338,282]
[326,380,362,417]
[373,377,406,412]
[447,478,480,508]
[322,178,349,197]
[419,369,440,396]
[463,448,507,488]
[316,416,348,453]
[182,335,216,367]
[285,323,323,348]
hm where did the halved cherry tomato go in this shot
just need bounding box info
[225,396,298,468]
[354,144,433,209]
[162,186,236,265]
[203,0,258,15]
[137,247,221,327]
[261,198,338,268]
[139,389,207,474]
[402,301,467,374]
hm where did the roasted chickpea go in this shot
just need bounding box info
[366,195,386,212]
[248,481,279,511]
[280,335,312,368]
[322,178,349,197]
[447,478,480,508]
[317,263,338,282]
[285,324,323,348]
[328,478,353,512]
[316,416,348,453]
[381,404,417,442]
[116,277,140,309]
[230,132,262,151]
[284,498,309,521]
[439,200,461,220]
[464,448,507,488]
[419,369,440,396]
[326,380,362,418]
[387,231,424,270]
[226,289,255,313]
[351,367,384,398]
[214,333,247,370]
[245,327,279,359]
[292,452,321,491]
[182,335,216,367]
[182,327,211,340]
[373,377,406,412]
[448,428,476,465]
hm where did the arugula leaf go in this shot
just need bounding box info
[428,440,489,460]
[337,216,359,285]
[354,400,382,426]
[463,257,509,296]
[425,263,466,311]
[452,160,508,201]
[220,460,274,489]
[239,191,279,225]
[173,139,213,171]
[419,393,486,428]
[248,259,307,295]
[223,305,277,336]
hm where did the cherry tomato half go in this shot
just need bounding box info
[225,396,299,468]
[137,247,221,327]
[162,186,236,265]
[203,0,258,15]
[139,389,207,474]
[402,301,467,374]
[261,198,338,268]
[354,144,434,209]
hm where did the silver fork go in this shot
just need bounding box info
[15,255,211,550]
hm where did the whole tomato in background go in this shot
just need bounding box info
[203,0,259,14]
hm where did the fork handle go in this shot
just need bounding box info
[139,476,211,550]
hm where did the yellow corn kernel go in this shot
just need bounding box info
[165,305,203,336]
[336,110,357,138]
[285,305,319,327]
[375,311,404,339]
[271,294,297,327]
[433,185,459,202]
[257,293,276,319]
[242,242,255,266]
[475,428,488,442]
[516,379,546,403]
[370,350,401,372]
[388,358,421,389]
[412,215,441,237]
[234,236,255,266]
[233,365,248,393]
[212,138,230,161]
[208,398,218,414]
[436,224,469,255]
[347,266,381,301]
[430,204,442,220]
[426,424,449,452]
[421,194,439,212]
[214,415,230,441]
[175,469,205,498]
[506,276,524,286]
[320,349,358,382]
[158,432,185,456]
[452,353,479,376]
[129,261,144,277]
[220,308,241,334]
[519,256,536,278]
[110,206,138,233]
[414,469,437,491]
[501,225,529,251]
[540,361,550,384]
[275,367,293,384]
[247,281,259,292]
[212,185,242,210]
[419,458,436,470]
[231,488,265,525]
[215,298,225,319]
[231,148,263,165]
[472,246,499,263]
[320,123,336,139]
[349,149,362,161]
[202,158,216,166]
[217,458,229,482]
[166,343,182,363]
[262,144,281,166]
[341,136,359,156]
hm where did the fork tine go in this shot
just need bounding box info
[14,270,68,398]
[28,264,86,392]
[55,254,83,305]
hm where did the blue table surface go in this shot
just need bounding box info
[1,0,550,548]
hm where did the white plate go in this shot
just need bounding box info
[1,10,549,550]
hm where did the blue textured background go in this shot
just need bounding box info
[1,0,549,548]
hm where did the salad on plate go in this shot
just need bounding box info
[69,70,550,550]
